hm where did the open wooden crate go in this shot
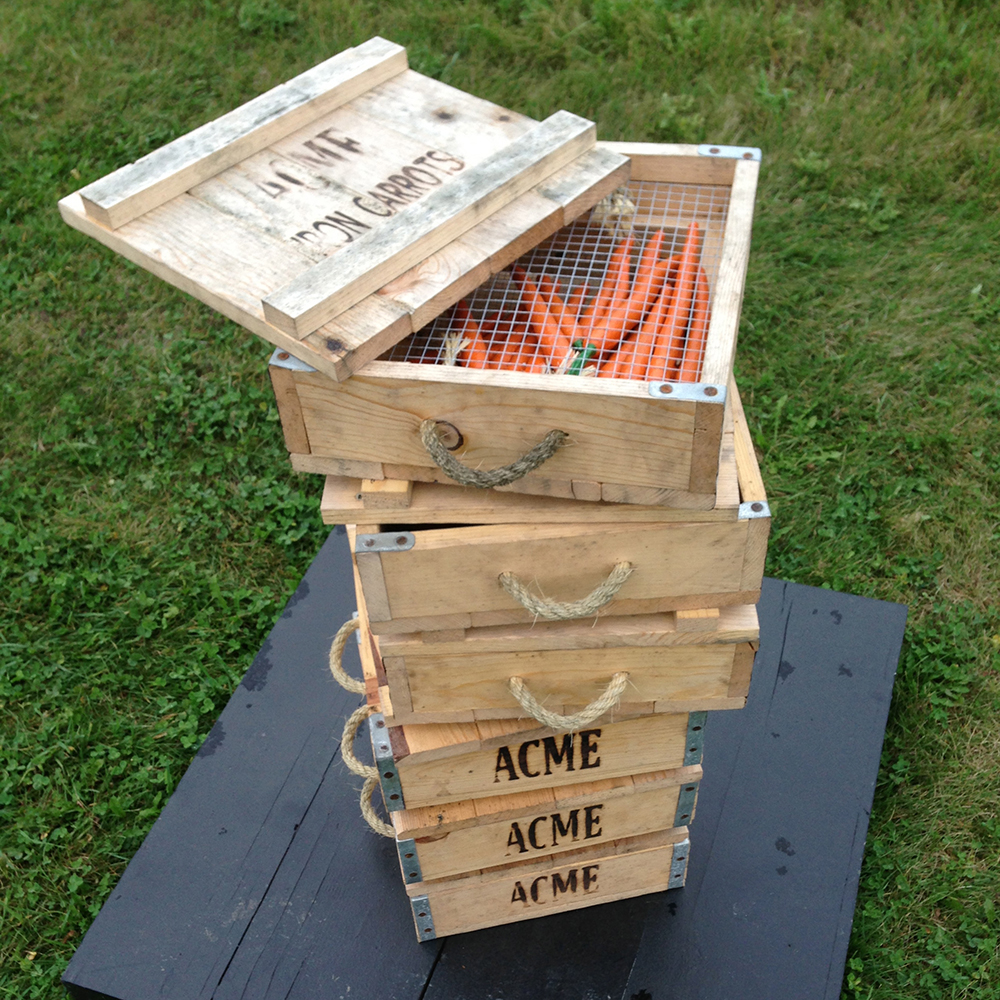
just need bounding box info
[271,141,761,507]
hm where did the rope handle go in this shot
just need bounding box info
[361,775,394,839]
[508,672,630,730]
[420,418,567,489]
[341,703,394,838]
[499,562,634,620]
[329,617,363,694]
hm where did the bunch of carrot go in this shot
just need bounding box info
[450,220,710,382]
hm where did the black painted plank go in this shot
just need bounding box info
[64,556,906,1000]
[417,579,904,1000]
[62,529,442,1000]
[618,579,907,1000]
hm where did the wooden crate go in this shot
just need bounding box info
[351,520,758,724]
[404,827,690,940]
[343,381,767,635]
[366,607,758,725]
[58,37,628,379]
[351,564,709,811]
[365,708,705,813]
[315,368,756,524]
[391,764,701,884]
[269,141,761,507]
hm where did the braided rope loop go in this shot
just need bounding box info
[499,562,633,620]
[360,776,395,838]
[508,672,630,730]
[420,419,567,488]
[329,617,364,694]
[341,704,379,780]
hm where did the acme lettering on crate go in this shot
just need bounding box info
[510,864,600,906]
[494,730,602,783]
[506,805,604,855]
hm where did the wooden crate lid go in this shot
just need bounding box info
[58,36,630,381]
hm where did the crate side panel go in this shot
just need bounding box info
[403,644,738,715]
[413,781,687,881]
[417,833,686,937]
[395,712,692,808]
[376,520,750,622]
[294,372,698,493]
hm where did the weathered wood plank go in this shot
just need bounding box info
[360,478,413,509]
[348,70,535,163]
[601,141,737,185]
[405,828,689,939]
[78,37,408,228]
[398,643,751,717]
[393,712,695,809]
[292,367,700,496]
[731,376,767,503]
[58,191,359,383]
[364,519,752,628]
[701,158,760,384]
[395,769,699,882]
[267,366,310,454]
[262,111,596,337]
[379,606,758,655]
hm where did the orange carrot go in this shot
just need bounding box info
[538,274,581,346]
[627,281,677,378]
[645,221,701,380]
[512,266,574,370]
[597,330,639,378]
[594,232,671,353]
[622,251,684,331]
[578,236,632,332]
[677,265,711,382]
[453,300,490,368]
[584,236,634,348]
[565,283,587,318]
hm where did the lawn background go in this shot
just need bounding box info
[2,1,998,997]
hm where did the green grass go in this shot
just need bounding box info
[2,1,999,996]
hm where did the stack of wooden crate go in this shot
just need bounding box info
[57,36,766,941]
[311,372,767,939]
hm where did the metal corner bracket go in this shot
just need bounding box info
[368,713,405,811]
[268,347,317,373]
[698,144,762,162]
[410,895,436,941]
[397,838,424,884]
[738,500,771,520]
[684,711,707,766]
[355,531,415,553]
[648,382,727,403]
[670,837,691,887]
[673,781,700,828]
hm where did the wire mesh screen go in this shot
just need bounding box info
[381,180,731,382]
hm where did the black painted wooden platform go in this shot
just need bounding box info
[62,528,906,1000]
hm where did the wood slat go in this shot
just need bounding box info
[701,158,760,384]
[262,111,597,337]
[392,712,695,809]
[393,768,700,882]
[78,37,407,229]
[404,828,690,939]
